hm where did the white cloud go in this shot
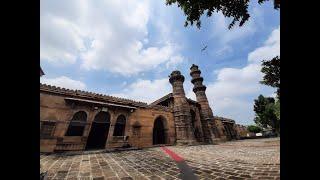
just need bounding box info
[112,78,171,104]
[207,64,263,98]
[111,24,279,123]
[203,65,264,125]
[248,27,280,63]
[166,55,184,69]
[40,14,85,65]
[210,6,267,57]
[81,41,178,75]
[114,75,194,104]
[211,12,257,45]
[188,27,280,125]
[40,0,182,75]
[215,45,233,57]
[40,76,86,90]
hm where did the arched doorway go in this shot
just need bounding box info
[153,116,167,145]
[86,111,111,150]
[65,111,87,136]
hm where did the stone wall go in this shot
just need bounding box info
[40,92,175,152]
[40,66,248,152]
[127,107,175,148]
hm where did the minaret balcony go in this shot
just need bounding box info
[190,69,201,76]
[191,77,204,84]
[193,85,207,92]
[169,71,185,84]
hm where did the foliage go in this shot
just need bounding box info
[247,125,262,133]
[274,99,280,121]
[258,56,280,135]
[261,56,280,98]
[165,0,280,29]
[253,95,279,135]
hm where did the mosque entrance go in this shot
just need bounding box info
[86,112,110,150]
[153,116,167,145]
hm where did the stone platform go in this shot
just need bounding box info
[40,138,280,180]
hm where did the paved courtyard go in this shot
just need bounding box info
[40,138,280,180]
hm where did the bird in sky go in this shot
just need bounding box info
[201,45,208,52]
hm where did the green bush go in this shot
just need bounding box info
[247,125,262,133]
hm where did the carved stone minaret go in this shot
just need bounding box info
[169,71,197,145]
[190,64,221,143]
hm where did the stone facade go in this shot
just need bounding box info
[40,88,175,152]
[214,116,238,141]
[40,64,245,152]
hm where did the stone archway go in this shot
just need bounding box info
[86,111,111,150]
[153,116,167,145]
[65,111,87,136]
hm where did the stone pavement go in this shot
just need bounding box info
[40,138,280,180]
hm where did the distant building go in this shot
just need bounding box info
[235,124,249,139]
[213,116,238,140]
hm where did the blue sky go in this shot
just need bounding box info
[40,0,280,125]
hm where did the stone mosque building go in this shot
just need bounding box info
[40,64,247,152]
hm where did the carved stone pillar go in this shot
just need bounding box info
[169,71,197,145]
[190,64,223,143]
[105,112,115,148]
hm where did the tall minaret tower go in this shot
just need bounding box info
[169,70,197,145]
[190,64,221,143]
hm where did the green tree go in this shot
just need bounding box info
[165,0,280,29]
[260,56,280,134]
[253,95,279,135]
[260,56,280,98]
[247,125,262,133]
[274,98,280,120]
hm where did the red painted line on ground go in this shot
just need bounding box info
[161,147,184,162]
